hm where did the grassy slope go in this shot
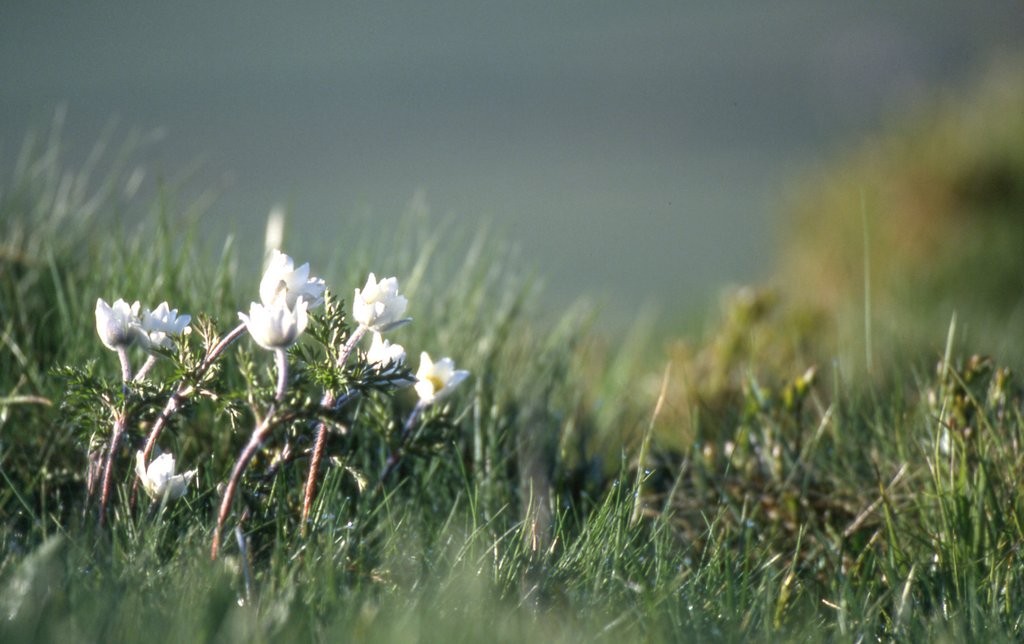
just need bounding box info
[3,64,1024,642]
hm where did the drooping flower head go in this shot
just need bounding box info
[95,298,142,351]
[366,331,406,371]
[239,299,309,351]
[414,351,469,404]
[139,302,191,352]
[353,273,409,332]
[135,450,197,501]
[259,249,326,310]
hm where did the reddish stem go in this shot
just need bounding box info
[300,389,362,527]
[98,412,127,527]
[300,326,366,527]
[211,343,290,559]
[134,322,247,506]
[211,411,275,560]
[301,419,329,529]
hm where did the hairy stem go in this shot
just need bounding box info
[117,347,132,391]
[300,325,366,527]
[98,348,134,526]
[301,390,362,528]
[301,423,329,530]
[133,354,158,383]
[211,410,276,560]
[212,344,291,559]
[336,325,367,370]
[138,322,246,480]
[98,411,127,527]
[274,348,289,403]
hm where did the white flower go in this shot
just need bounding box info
[135,450,197,501]
[239,299,309,350]
[139,302,191,352]
[414,352,469,404]
[352,273,409,332]
[259,249,326,310]
[95,298,142,351]
[366,332,406,371]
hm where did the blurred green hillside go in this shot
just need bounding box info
[658,59,1024,449]
[780,58,1024,364]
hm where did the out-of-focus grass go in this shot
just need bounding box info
[3,60,1024,642]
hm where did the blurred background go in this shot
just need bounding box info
[1,1,1021,327]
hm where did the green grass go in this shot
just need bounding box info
[3,86,1024,643]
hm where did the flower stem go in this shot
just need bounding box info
[99,346,133,526]
[117,347,132,391]
[140,322,246,464]
[135,322,247,506]
[300,390,362,530]
[211,410,276,560]
[301,423,329,531]
[98,411,127,527]
[300,325,367,529]
[133,355,159,383]
[338,325,367,368]
[212,344,294,559]
[274,348,289,403]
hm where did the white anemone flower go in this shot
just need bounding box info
[259,249,326,310]
[140,302,192,351]
[366,332,406,371]
[414,352,469,404]
[238,299,309,350]
[353,273,409,332]
[95,298,142,351]
[135,450,197,501]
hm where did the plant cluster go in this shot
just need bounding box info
[63,250,468,559]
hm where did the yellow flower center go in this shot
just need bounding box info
[427,374,445,394]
